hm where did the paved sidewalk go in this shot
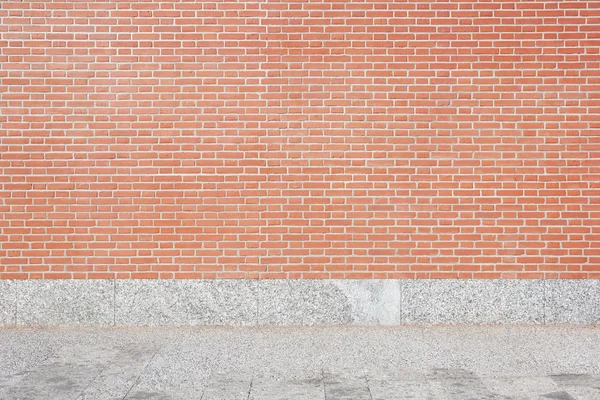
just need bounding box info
[0,326,599,399]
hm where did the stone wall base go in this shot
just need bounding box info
[0,280,598,326]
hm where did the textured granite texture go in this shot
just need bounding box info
[257,280,401,325]
[2,327,600,399]
[114,280,258,326]
[400,279,546,325]
[545,280,600,324]
[16,280,114,327]
[3,279,599,326]
[76,344,160,400]
[257,280,353,325]
[0,280,16,327]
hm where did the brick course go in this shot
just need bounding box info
[0,0,599,279]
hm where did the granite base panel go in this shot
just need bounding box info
[0,279,597,327]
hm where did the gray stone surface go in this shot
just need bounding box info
[323,371,371,400]
[400,279,546,324]
[201,374,250,400]
[1,326,600,399]
[4,279,600,326]
[0,281,16,327]
[0,341,117,400]
[427,368,498,398]
[249,377,324,400]
[369,378,446,400]
[501,326,600,376]
[257,280,353,325]
[16,280,114,326]
[545,280,600,324]
[334,280,402,325]
[481,376,561,399]
[257,279,402,326]
[115,280,258,326]
[120,344,211,400]
[76,343,160,400]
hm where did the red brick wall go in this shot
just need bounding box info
[1,0,599,280]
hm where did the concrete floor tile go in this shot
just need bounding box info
[482,377,561,398]
[369,379,446,400]
[76,344,160,400]
[0,327,599,399]
[249,378,324,400]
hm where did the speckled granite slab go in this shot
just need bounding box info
[2,279,598,326]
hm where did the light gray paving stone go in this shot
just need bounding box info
[428,368,497,399]
[410,327,518,375]
[16,280,114,327]
[0,329,58,395]
[564,387,600,400]
[400,279,545,324]
[545,280,600,324]
[0,280,16,327]
[500,327,600,376]
[115,280,258,326]
[1,326,600,399]
[0,343,117,400]
[540,390,577,400]
[482,376,561,398]
[122,344,211,399]
[323,370,372,400]
[76,343,160,400]
[550,374,600,400]
[249,377,324,400]
[124,391,173,400]
[364,369,428,384]
[369,379,446,400]
[550,373,600,388]
[201,373,252,400]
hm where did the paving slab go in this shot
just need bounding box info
[0,326,598,399]
[201,373,251,400]
[323,371,371,400]
[76,343,160,400]
[0,343,117,400]
[482,376,562,399]
[369,378,447,400]
[249,377,324,400]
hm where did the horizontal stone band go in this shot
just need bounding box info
[0,280,598,327]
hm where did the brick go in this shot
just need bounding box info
[0,0,598,280]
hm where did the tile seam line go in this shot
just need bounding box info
[543,278,547,325]
[14,279,18,327]
[113,277,117,327]
[256,279,260,327]
[399,279,404,325]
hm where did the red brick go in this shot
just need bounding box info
[0,0,598,280]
